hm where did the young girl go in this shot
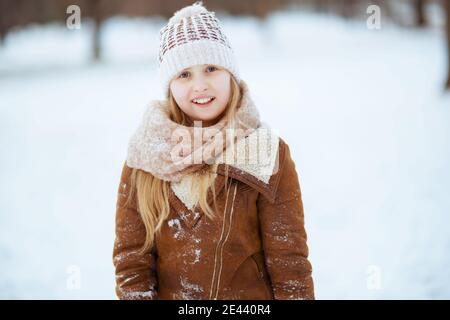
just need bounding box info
[113,1,314,300]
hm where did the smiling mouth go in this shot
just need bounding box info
[192,97,216,107]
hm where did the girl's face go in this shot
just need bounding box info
[169,64,231,126]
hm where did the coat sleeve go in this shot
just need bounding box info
[112,163,158,300]
[257,142,315,300]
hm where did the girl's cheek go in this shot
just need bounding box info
[184,94,192,106]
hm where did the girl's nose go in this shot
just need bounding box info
[192,79,208,92]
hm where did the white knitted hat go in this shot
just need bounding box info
[158,1,241,97]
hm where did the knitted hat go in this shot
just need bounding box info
[158,1,241,97]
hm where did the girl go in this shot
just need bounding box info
[113,1,314,300]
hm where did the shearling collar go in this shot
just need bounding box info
[170,127,285,227]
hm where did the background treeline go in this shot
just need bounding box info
[0,0,449,88]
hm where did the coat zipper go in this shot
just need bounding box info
[208,184,231,299]
[213,183,237,299]
[208,182,237,300]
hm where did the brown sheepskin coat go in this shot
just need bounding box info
[113,138,314,300]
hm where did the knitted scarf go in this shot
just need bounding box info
[126,80,261,182]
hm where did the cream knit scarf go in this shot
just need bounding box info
[126,80,261,182]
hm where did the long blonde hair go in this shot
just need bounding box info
[125,75,242,252]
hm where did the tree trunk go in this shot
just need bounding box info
[415,0,426,27]
[93,16,101,61]
[446,0,450,89]
[88,0,103,62]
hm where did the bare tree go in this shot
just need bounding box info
[414,0,426,27]
[446,0,450,89]
[89,0,103,61]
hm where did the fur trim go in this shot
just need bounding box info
[171,127,280,210]
[215,125,280,183]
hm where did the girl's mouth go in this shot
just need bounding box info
[192,97,216,107]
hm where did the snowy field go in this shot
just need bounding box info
[0,9,449,299]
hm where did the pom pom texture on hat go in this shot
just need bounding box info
[168,1,208,25]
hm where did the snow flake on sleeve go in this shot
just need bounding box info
[176,276,204,300]
[273,279,310,299]
[113,249,146,265]
[117,286,156,300]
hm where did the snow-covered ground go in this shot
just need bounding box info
[0,10,449,299]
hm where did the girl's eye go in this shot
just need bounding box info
[178,66,216,79]
[179,72,189,79]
